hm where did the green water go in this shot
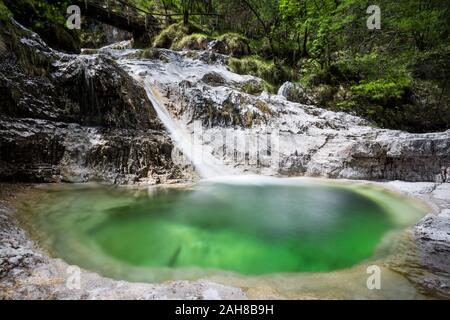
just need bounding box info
[18,179,425,282]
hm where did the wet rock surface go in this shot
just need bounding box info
[384,182,450,298]
[0,20,191,184]
[278,81,315,104]
[0,186,45,291]
[123,49,450,182]
[0,118,186,184]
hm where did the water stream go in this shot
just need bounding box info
[142,78,233,178]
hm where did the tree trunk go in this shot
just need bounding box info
[183,10,189,25]
[302,27,308,57]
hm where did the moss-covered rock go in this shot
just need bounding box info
[2,0,80,53]
[172,33,210,51]
[0,19,161,129]
[217,33,250,57]
[153,22,204,49]
[229,56,293,92]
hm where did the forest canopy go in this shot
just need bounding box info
[1,0,449,132]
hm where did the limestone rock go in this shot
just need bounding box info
[0,118,187,184]
[278,81,313,104]
[387,214,450,298]
[127,49,450,182]
[0,20,191,184]
[208,40,228,55]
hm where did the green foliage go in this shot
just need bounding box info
[172,33,209,50]
[351,77,411,102]
[140,48,158,59]
[3,0,80,52]
[0,0,12,20]
[2,0,448,131]
[229,56,296,92]
[153,21,204,49]
[5,0,70,26]
[241,81,264,95]
[217,33,250,57]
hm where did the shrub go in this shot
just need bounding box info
[0,0,11,20]
[351,76,412,103]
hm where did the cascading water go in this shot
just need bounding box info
[142,78,234,178]
[114,48,285,179]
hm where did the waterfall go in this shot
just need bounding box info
[142,79,234,178]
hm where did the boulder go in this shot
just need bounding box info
[387,214,450,298]
[278,81,313,104]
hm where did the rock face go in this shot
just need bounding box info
[122,49,450,182]
[0,20,190,184]
[3,0,81,53]
[0,118,182,184]
[401,215,450,298]
[384,182,450,299]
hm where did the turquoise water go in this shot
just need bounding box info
[18,179,425,282]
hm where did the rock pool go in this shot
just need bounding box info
[17,177,426,283]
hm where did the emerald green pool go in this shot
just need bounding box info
[18,178,425,282]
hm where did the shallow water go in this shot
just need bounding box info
[18,178,425,283]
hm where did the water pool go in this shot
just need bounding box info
[18,178,425,283]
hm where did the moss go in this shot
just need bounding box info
[255,100,272,115]
[244,110,254,128]
[1,21,52,76]
[229,56,266,77]
[217,33,250,57]
[153,22,205,49]
[0,0,12,21]
[229,56,293,92]
[138,48,171,62]
[241,81,264,95]
[172,33,209,51]
[140,48,158,59]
